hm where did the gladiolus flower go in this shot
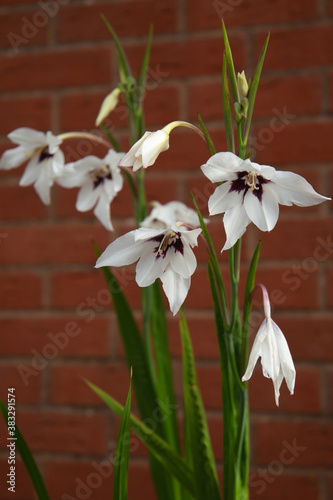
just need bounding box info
[242,284,296,406]
[0,127,64,204]
[96,223,201,315]
[201,152,331,251]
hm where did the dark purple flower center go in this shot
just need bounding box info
[229,170,270,203]
[39,146,54,163]
[150,231,184,259]
[90,166,112,189]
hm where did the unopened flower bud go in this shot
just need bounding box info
[95,88,122,126]
[237,70,249,101]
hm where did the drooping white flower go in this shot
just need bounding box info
[242,284,296,406]
[95,223,201,315]
[141,201,203,230]
[57,150,124,231]
[120,121,205,171]
[201,152,331,251]
[0,127,65,204]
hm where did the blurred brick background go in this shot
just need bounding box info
[0,0,332,499]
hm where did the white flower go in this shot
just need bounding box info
[242,285,296,406]
[201,152,331,251]
[120,129,170,171]
[0,127,64,204]
[57,150,124,231]
[141,201,203,230]
[95,223,202,315]
[120,121,204,171]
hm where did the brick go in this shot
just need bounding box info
[329,71,333,113]
[0,272,42,309]
[57,0,177,43]
[256,25,333,71]
[188,0,317,31]
[188,74,322,122]
[0,316,109,357]
[329,370,333,414]
[328,268,333,308]
[197,364,222,409]
[0,411,108,455]
[0,459,34,500]
[250,266,320,309]
[0,365,42,403]
[50,364,130,406]
[0,225,110,265]
[1,10,48,50]
[44,459,155,500]
[0,97,52,134]
[259,219,333,259]
[248,367,322,414]
[126,35,246,79]
[276,316,333,362]
[0,185,48,220]
[168,315,220,359]
[249,471,319,500]
[255,419,333,467]
[0,48,111,92]
[254,121,333,165]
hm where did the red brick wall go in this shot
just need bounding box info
[0,1,332,499]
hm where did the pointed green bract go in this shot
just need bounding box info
[113,375,132,500]
[86,381,196,497]
[0,399,50,500]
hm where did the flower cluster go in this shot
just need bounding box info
[1,113,330,404]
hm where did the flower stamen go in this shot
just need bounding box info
[156,230,178,256]
[245,171,259,191]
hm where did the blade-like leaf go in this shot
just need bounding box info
[222,21,239,104]
[86,381,196,497]
[197,114,216,156]
[113,373,132,500]
[101,15,131,83]
[93,247,173,500]
[179,310,221,500]
[0,399,50,500]
[243,34,270,145]
[222,54,235,154]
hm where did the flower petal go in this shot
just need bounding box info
[160,269,190,315]
[0,146,28,170]
[19,155,42,186]
[272,171,330,206]
[272,320,296,396]
[208,182,240,215]
[242,320,267,382]
[33,162,53,205]
[136,245,169,287]
[76,181,100,212]
[94,191,113,231]
[244,186,279,232]
[95,231,144,268]
[141,130,169,168]
[169,243,197,279]
[120,132,151,167]
[8,127,47,148]
[222,203,250,251]
[201,152,245,183]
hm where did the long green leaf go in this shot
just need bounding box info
[0,399,50,500]
[197,114,216,156]
[179,310,221,500]
[222,54,235,154]
[243,34,269,145]
[93,251,174,500]
[86,381,196,497]
[101,14,131,83]
[222,21,239,104]
[113,374,132,500]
